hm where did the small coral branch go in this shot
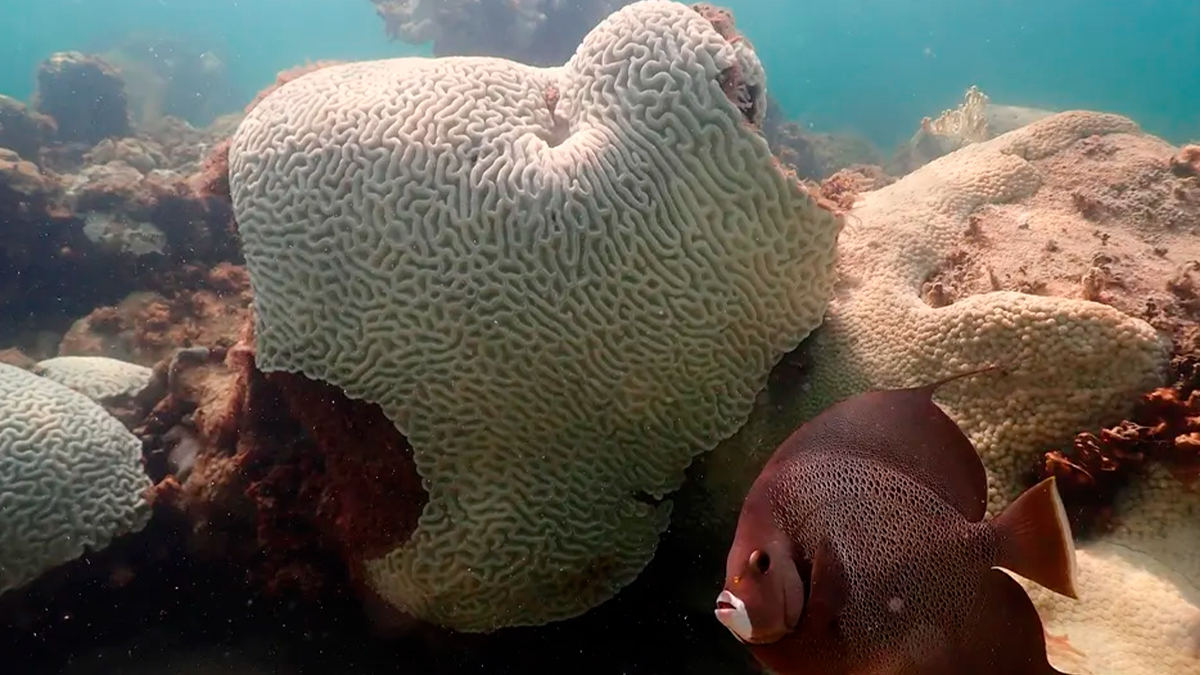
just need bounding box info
[921,85,991,144]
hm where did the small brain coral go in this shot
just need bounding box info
[34,355,153,405]
[0,363,152,595]
[800,111,1171,512]
[228,0,841,630]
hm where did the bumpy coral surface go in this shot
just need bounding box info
[0,363,152,595]
[228,0,841,630]
[797,112,1171,512]
[1039,352,1200,535]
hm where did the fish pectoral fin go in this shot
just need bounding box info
[992,476,1080,599]
[804,538,848,629]
[949,568,1076,675]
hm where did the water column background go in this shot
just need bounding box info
[0,0,1196,148]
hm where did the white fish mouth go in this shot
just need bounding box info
[714,590,753,643]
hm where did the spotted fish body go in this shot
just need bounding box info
[716,369,1079,675]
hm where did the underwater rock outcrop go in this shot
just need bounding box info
[371,0,634,65]
[0,106,240,352]
[58,262,252,367]
[0,95,56,161]
[0,363,152,596]
[33,52,131,146]
[227,0,841,631]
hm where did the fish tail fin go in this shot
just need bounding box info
[991,476,1080,599]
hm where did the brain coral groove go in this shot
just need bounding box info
[227,0,841,630]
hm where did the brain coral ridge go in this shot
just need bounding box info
[799,111,1171,512]
[0,363,152,596]
[227,0,841,631]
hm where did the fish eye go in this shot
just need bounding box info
[749,549,771,573]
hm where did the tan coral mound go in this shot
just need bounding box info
[800,111,1172,512]
[1023,463,1200,675]
[227,0,841,630]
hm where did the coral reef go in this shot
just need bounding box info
[58,262,252,366]
[796,112,1175,512]
[33,52,131,146]
[138,329,427,601]
[32,355,159,426]
[228,0,840,631]
[0,91,240,351]
[1039,336,1200,536]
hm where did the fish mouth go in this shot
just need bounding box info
[714,590,752,643]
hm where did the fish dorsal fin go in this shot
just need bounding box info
[779,367,999,522]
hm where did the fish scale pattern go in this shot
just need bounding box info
[228,0,842,631]
[0,363,152,595]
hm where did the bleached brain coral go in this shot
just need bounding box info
[800,111,1170,512]
[0,363,152,595]
[228,0,841,630]
[34,355,153,405]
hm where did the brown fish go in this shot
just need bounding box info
[714,368,1079,675]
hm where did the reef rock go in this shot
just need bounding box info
[0,94,56,161]
[34,52,131,146]
[59,263,252,367]
[228,0,841,631]
[372,0,635,65]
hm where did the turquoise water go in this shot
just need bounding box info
[0,0,1196,147]
[735,0,1200,147]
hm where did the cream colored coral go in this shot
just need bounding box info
[800,111,1168,512]
[35,355,153,406]
[228,0,840,631]
[0,363,152,595]
[1020,464,1200,675]
[925,84,991,143]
